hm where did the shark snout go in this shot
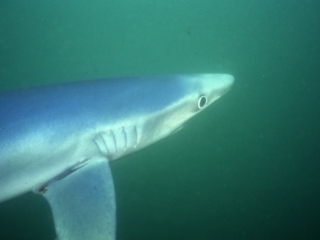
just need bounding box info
[200,73,234,104]
[219,74,234,94]
[210,74,235,98]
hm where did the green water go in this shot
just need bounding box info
[1,0,319,239]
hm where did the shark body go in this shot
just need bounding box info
[0,74,234,239]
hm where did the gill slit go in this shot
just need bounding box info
[110,129,117,152]
[122,126,127,151]
[134,126,138,148]
[100,132,110,156]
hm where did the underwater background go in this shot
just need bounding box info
[0,0,319,239]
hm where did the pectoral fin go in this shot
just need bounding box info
[40,158,115,240]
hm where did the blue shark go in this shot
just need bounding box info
[0,74,234,239]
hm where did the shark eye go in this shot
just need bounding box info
[197,95,207,109]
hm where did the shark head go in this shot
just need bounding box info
[188,73,235,108]
[161,73,233,125]
[120,73,235,156]
[89,74,234,161]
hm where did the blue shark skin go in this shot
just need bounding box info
[0,74,234,239]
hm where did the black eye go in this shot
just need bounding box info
[197,95,207,109]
